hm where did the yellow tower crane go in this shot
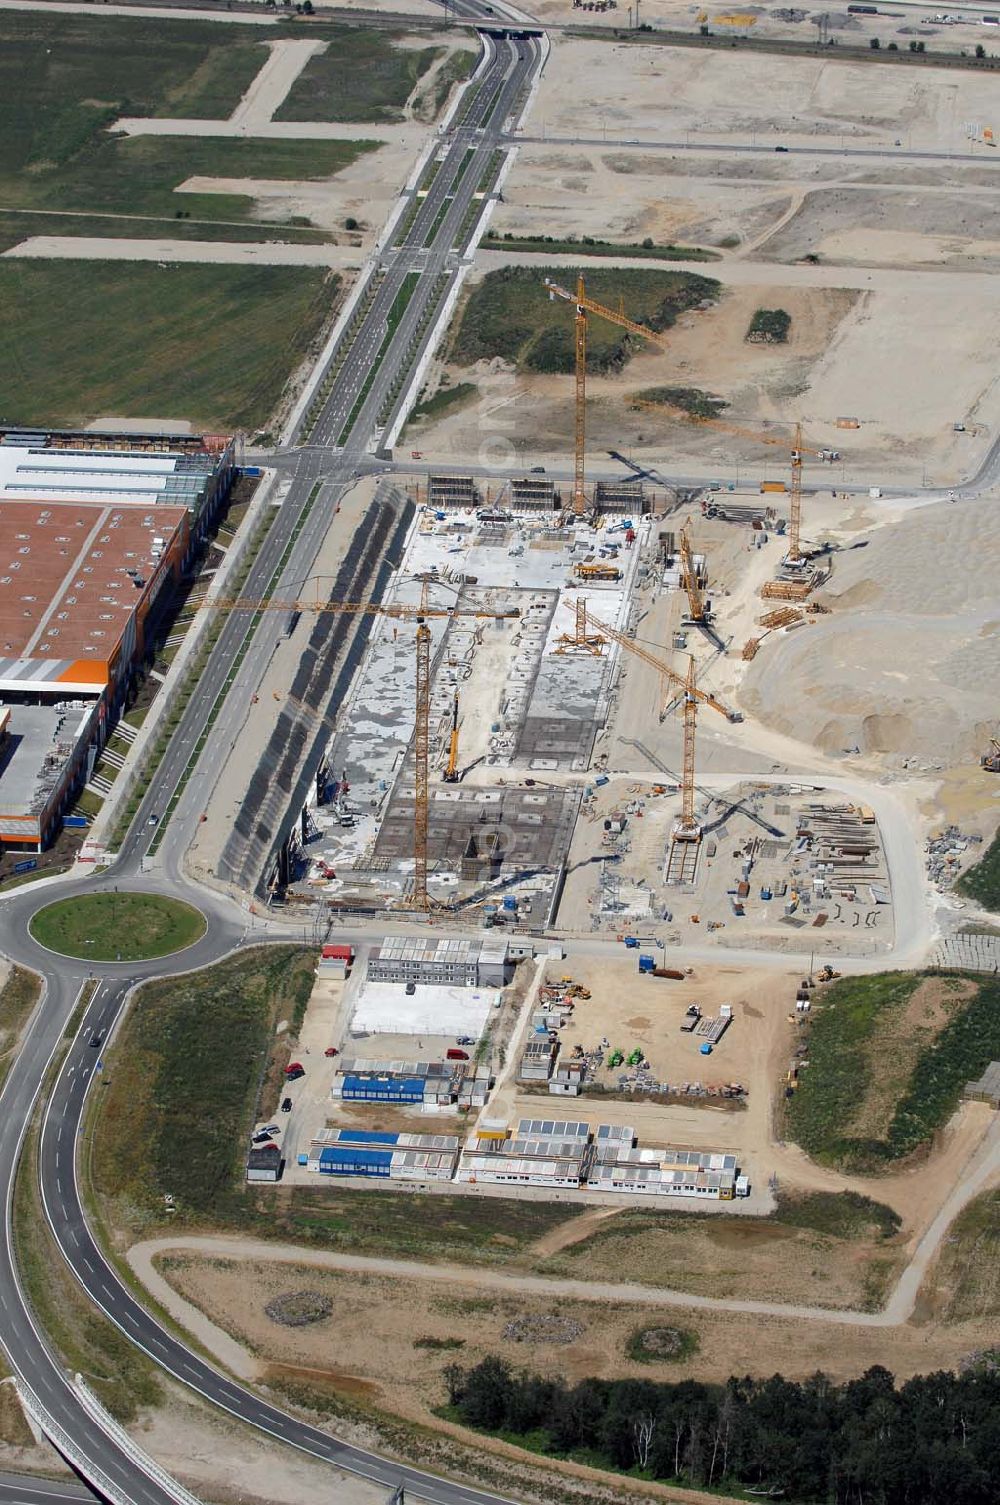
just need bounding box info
[563,599,738,839]
[544,276,670,516]
[630,398,838,564]
[202,587,517,909]
[677,521,708,623]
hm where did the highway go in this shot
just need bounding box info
[0,2,980,1499]
[0,15,547,1505]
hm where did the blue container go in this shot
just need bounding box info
[638,955,655,973]
[699,1042,713,1056]
[64,815,89,828]
[502,895,518,911]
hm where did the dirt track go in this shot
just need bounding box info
[129,1110,1000,1350]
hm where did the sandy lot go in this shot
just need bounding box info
[740,495,1000,772]
[150,1248,996,1421]
[532,42,1000,152]
[421,37,1000,484]
[490,955,794,1171]
[430,254,1000,482]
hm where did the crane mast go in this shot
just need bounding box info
[202,589,516,911]
[545,275,669,517]
[566,600,737,840]
[678,524,707,623]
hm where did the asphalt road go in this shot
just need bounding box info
[510,130,1000,165]
[0,17,548,1505]
[0,6,981,1501]
[0,1478,94,1505]
[31,979,526,1505]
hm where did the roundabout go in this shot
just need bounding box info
[28,892,207,962]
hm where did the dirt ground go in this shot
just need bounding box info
[530,42,1000,152]
[151,1249,998,1424]
[740,495,1000,774]
[410,36,1000,484]
[490,956,795,1168]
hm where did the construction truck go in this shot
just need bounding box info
[575,562,622,582]
[981,738,1000,772]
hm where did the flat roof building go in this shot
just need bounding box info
[0,429,235,848]
[367,933,512,988]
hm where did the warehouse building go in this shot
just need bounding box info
[302,1128,460,1181]
[366,934,512,988]
[0,428,235,848]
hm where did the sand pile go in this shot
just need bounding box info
[740,496,1000,767]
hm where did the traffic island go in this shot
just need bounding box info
[29,892,206,962]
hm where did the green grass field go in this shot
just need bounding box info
[450,266,721,375]
[956,829,1000,912]
[2,135,376,223]
[0,11,379,229]
[0,261,337,428]
[408,381,477,425]
[0,209,332,255]
[785,971,1000,1171]
[0,11,269,164]
[30,893,206,961]
[275,31,443,123]
[92,946,576,1259]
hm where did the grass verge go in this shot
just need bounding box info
[926,1189,1000,1321]
[450,265,720,374]
[0,208,332,254]
[0,967,41,1091]
[0,261,338,429]
[481,232,719,262]
[30,893,206,962]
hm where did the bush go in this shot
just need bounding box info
[634,385,728,419]
[747,307,791,344]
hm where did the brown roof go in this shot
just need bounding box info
[0,499,187,678]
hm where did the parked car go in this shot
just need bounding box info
[251,1131,274,1145]
[446,1048,469,1061]
[285,1066,305,1082]
[324,1046,339,1058]
[405,982,416,995]
[281,1097,293,1112]
[456,1036,475,1046]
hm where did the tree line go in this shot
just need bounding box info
[442,1357,1000,1503]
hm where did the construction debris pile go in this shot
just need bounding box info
[926,825,983,890]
